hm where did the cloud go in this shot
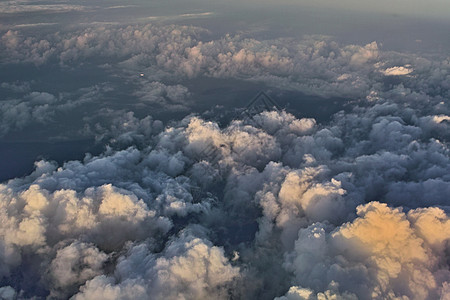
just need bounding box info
[275,283,357,300]
[2,23,449,103]
[0,91,57,135]
[48,241,109,298]
[281,202,449,299]
[0,17,449,300]
[0,81,32,93]
[7,23,58,29]
[0,103,449,298]
[72,231,239,300]
[134,81,191,110]
[381,65,414,76]
[0,286,16,300]
[83,110,164,148]
[0,84,112,137]
[141,12,215,23]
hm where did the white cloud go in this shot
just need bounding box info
[2,23,448,103]
[381,65,414,76]
[0,18,449,300]
[0,85,110,137]
[281,202,449,299]
[73,232,239,300]
[49,242,108,298]
[0,105,449,298]
[134,81,190,110]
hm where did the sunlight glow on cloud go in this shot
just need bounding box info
[381,65,414,76]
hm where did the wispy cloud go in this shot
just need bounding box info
[141,11,215,22]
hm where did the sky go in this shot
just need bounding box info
[0,0,449,299]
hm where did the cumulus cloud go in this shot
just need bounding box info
[134,80,191,110]
[381,65,414,76]
[48,241,109,298]
[2,22,449,103]
[72,231,238,300]
[0,91,57,135]
[281,202,450,299]
[1,93,448,298]
[0,84,111,137]
[0,14,449,300]
[0,81,32,93]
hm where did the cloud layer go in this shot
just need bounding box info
[0,92,449,298]
[0,17,449,300]
[1,21,449,138]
